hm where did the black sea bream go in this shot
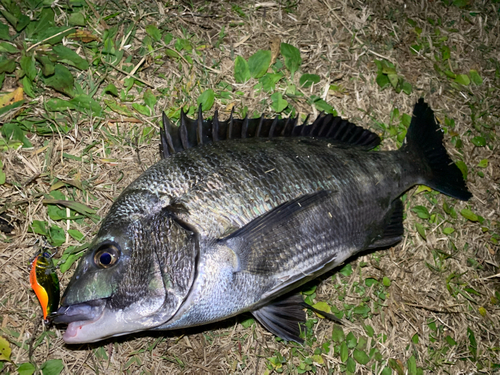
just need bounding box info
[53,99,471,344]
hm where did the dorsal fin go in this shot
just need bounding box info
[160,108,381,158]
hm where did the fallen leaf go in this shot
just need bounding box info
[0,87,24,108]
[50,179,83,191]
[312,301,331,318]
[269,36,281,65]
[68,29,100,43]
[0,336,11,361]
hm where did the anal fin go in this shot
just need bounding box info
[368,199,404,249]
[252,294,306,344]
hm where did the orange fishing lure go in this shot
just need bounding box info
[29,252,60,323]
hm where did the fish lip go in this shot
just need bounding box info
[51,299,106,325]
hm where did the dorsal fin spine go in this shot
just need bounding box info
[269,117,279,138]
[227,108,234,139]
[160,109,381,157]
[326,117,342,138]
[197,105,203,145]
[281,117,291,136]
[161,112,175,157]
[179,109,189,150]
[256,116,264,137]
[309,115,322,136]
[213,110,220,142]
[318,116,330,137]
[242,115,249,138]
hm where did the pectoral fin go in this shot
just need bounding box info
[219,190,332,274]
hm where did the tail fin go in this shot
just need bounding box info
[403,99,472,201]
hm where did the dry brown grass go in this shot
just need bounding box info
[1,0,499,374]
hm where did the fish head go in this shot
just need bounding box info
[52,190,197,343]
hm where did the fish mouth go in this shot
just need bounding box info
[51,299,106,343]
[50,297,171,344]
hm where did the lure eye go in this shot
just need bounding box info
[93,242,120,269]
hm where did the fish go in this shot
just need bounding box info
[29,251,60,324]
[52,99,471,344]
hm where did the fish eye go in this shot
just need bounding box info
[93,242,120,269]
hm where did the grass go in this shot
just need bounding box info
[0,0,499,374]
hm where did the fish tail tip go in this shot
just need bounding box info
[404,99,472,201]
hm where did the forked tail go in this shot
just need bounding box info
[402,99,472,201]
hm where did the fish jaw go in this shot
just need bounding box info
[53,297,168,344]
[62,308,137,344]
